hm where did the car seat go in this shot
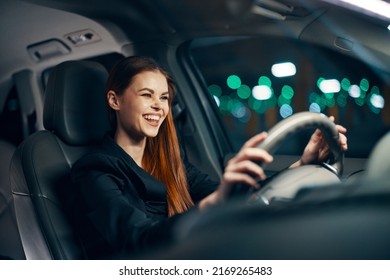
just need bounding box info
[0,140,26,259]
[9,60,110,259]
[365,131,390,180]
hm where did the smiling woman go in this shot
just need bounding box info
[104,56,194,216]
[70,56,218,258]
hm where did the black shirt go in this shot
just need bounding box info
[71,134,218,258]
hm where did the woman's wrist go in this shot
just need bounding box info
[198,191,223,210]
[290,158,303,168]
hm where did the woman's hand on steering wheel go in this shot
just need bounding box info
[198,132,273,209]
[218,132,274,198]
[293,116,348,167]
[199,114,347,210]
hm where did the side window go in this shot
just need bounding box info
[190,36,389,157]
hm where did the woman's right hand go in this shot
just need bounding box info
[199,132,273,209]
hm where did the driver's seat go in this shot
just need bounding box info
[9,60,110,259]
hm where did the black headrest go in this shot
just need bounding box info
[43,60,111,145]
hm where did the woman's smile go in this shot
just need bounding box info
[143,114,162,127]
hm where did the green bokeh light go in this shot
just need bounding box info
[227,75,242,90]
[336,95,347,107]
[278,95,291,106]
[281,85,294,100]
[360,78,369,92]
[208,84,222,97]
[324,92,334,99]
[237,84,251,99]
[219,95,232,114]
[355,97,365,107]
[317,77,325,89]
[326,97,335,107]
[341,78,351,91]
[249,97,267,113]
[370,86,380,95]
[258,76,272,87]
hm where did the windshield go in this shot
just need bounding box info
[190,36,389,157]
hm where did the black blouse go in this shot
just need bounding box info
[71,134,218,258]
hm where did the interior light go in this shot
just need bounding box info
[271,62,296,78]
[388,24,390,31]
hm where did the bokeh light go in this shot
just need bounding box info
[237,84,251,99]
[319,79,341,93]
[252,85,272,100]
[227,75,242,90]
[280,104,293,118]
[348,84,361,98]
[208,84,222,97]
[271,62,296,78]
[258,76,272,87]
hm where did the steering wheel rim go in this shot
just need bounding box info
[257,112,344,176]
[245,112,344,205]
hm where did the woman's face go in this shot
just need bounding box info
[109,70,170,142]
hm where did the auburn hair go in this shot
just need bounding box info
[105,56,194,216]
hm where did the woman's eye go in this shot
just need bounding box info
[161,95,169,101]
[141,93,151,97]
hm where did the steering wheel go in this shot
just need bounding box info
[248,112,344,205]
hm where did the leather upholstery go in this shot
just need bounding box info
[366,131,390,180]
[44,60,111,145]
[10,60,110,259]
[0,140,25,259]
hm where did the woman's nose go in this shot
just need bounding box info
[151,98,163,109]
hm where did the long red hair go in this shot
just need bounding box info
[105,56,194,216]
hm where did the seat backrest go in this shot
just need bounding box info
[0,140,26,259]
[365,131,390,180]
[9,60,110,259]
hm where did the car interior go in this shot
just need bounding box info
[0,0,389,259]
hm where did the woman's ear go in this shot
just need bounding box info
[107,90,120,110]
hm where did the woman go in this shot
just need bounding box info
[71,56,347,258]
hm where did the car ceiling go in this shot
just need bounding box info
[1,0,390,111]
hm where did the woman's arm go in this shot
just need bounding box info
[199,117,348,210]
